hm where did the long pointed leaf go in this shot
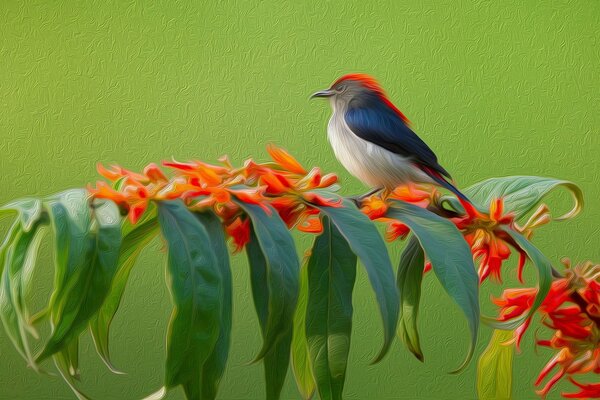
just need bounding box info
[387,200,479,372]
[38,195,122,362]
[0,219,45,368]
[195,211,232,400]
[477,330,514,400]
[291,262,315,400]
[314,199,398,363]
[157,201,223,396]
[236,201,299,360]
[396,236,425,361]
[306,216,356,400]
[89,212,159,374]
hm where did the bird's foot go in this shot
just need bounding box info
[348,187,385,207]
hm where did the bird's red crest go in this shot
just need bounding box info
[333,73,410,125]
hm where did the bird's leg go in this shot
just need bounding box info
[349,187,385,206]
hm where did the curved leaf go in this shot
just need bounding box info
[464,176,583,221]
[89,210,159,374]
[54,339,90,400]
[291,262,315,400]
[387,200,479,372]
[305,216,356,400]
[483,228,553,331]
[38,195,122,362]
[237,201,299,362]
[396,236,425,361]
[314,198,398,363]
[244,234,295,400]
[157,200,223,395]
[477,330,514,400]
[0,198,43,232]
[195,211,232,400]
[0,219,45,368]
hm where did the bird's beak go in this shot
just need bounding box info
[310,89,335,99]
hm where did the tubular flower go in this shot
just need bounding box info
[493,261,600,399]
[453,198,523,283]
[360,184,436,241]
[89,145,342,249]
[89,163,169,224]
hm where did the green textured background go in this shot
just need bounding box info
[1,1,599,399]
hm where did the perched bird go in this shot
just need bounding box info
[311,73,470,203]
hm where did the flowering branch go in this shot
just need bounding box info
[0,145,592,400]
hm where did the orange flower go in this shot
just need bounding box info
[224,217,251,252]
[90,163,169,224]
[266,144,307,175]
[361,195,388,220]
[494,261,600,398]
[389,183,436,208]
[563,379,600,399]
[453,198,519,282]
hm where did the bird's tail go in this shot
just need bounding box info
[423,168,479,217]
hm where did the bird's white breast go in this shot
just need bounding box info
[327,105,432,189]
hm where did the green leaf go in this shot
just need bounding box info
[483,228,553,331]
[396,236,425,361]
[0,219,45,368]
[195,211,232,400]
[245,233,294,399]
[0,198,43,232]
[264,330,293,400]
[237,201,300,361]
[38,193,122,362]
[387,200,479,372]
[157,200,223,396]
[54,338,90,400]
[291,262,315,400]
[305,216,356,400]
[90,209,159,374]
[314,198,398,363]
[477,330,514,400]
[464,176,583,220]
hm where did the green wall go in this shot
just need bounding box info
[1,1,599,399]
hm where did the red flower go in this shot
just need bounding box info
[494,261,600,398]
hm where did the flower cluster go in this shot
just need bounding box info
[89,145,340,250]
[494,260,600,398]
[364,188,551,283]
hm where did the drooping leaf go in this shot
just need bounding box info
[448,176,583,221]
[236,201,300,360]
[0,219,45,368]
[305,216,356,400]
[0,198,43,232]
[396,236,425,361]
[387,200,479,372]
[157,200,223,397]
[38,194,122,362]
[314,198,398,363]
[483,228,553,331]
[291,262,315,400]
[245,232,294,400]
[195,211,232,400]
[54,338,90,400]
[477,330,514,400]
[89,209,158,374]
[264,330,293,400]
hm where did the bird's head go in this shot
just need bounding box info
[311,73,409,123]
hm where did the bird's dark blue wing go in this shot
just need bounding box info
[345,102,451,179]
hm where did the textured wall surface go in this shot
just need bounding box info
[1,1,599,399]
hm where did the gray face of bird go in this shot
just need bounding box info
[311,79,370,111]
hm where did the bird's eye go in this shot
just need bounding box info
[337,85,346,93]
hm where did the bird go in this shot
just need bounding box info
[311,73,471,205]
